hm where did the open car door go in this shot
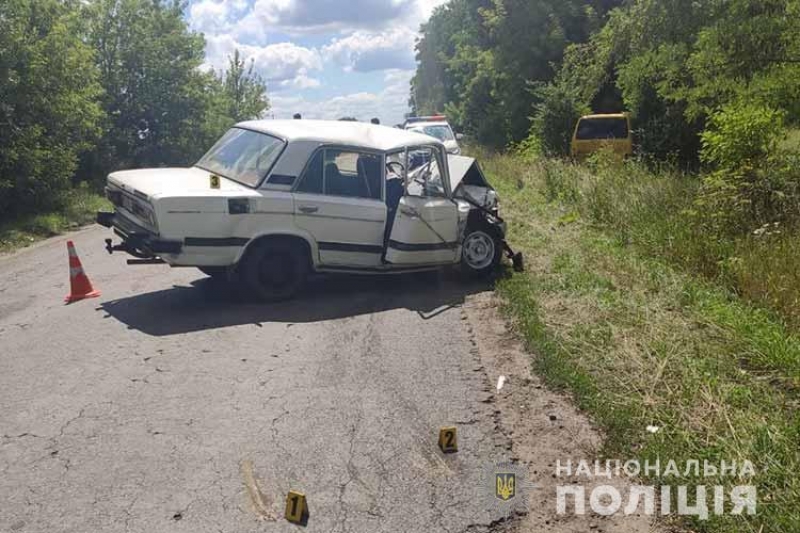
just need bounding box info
[384,146,462,266]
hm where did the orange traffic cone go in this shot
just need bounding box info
[65,241,101,304]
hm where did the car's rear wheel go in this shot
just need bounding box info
[461,226,501,278]
[242,240,308,302]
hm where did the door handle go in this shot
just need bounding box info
[298,205,319,214]
[400,206,418,217]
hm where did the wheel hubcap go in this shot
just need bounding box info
[463,231,495,270]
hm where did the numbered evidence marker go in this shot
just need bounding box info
[210,174,221,189]
[284,490,307,524]
[438,426,458,453]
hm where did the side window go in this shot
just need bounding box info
[323,149,382,200]
[406,146,446,198]
[296,151,323,194]
[296,149,383,200]
[267,174,296,186]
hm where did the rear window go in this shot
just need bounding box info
[575,118,629,140]
[196,128,285,187]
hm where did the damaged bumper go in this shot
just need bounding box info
[96,211,182,257]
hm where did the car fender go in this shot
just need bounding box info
[235,229,320,268]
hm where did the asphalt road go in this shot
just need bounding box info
[0,226,513,533]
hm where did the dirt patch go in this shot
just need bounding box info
[463,291,667,533]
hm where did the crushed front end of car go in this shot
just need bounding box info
[448,154,524,272]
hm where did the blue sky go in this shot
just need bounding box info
[186,0,448,125]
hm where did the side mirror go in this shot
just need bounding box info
[455,133,464,141]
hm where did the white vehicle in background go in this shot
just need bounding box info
[404,116,463,155]
[97,120,521,301]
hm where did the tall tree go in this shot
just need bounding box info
[222,49,270,123]
[83,0,218,176]
[0,0,103,216]
[481,0,615,143]
[551,0,800,162]
[412,0,621,148]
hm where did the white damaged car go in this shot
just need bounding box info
[97,120,522,301]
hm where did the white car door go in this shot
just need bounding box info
[293,147,386,267]
[384,146,461,266]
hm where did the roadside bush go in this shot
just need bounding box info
[529,83,590,157]
[696,104,800,233]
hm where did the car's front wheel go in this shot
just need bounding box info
[460,226,502,278]
[242,240,309,302]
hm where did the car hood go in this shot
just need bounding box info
[444,139,460,153]
[107,167,257,200]
[448,155,497,209]
[447,155,491,192]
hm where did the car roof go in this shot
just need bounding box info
[236,119,442,152]
[407,122,451,128]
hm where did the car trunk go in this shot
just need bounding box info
[107,167,253,200]
[106,167,258,234]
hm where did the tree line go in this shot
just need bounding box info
[0,0,269,221]
[411,0,800,163]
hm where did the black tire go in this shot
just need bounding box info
[460,225,502,278]
[198,266,230,279]
[242,240,308,302]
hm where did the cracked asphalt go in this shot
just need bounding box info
[0,226,515,533]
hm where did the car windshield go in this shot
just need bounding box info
[196,128,285,187]
[575,118,629,140]
[410,125,455,142]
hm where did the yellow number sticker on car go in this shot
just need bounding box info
[210,174,221,189]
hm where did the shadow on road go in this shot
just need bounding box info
[98,270,495,336]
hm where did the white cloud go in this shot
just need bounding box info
[189,0,444,119]
[322,28,416,72]
[189,0,229,33]
[203,35,323,90]
[268,68,413,125]
[188,0,250,34]
[416,0,449,22]
[278,73,321,90]
[383,68,415,86]
[238,0,415,34]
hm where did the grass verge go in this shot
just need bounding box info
[0,186,109,254]
[479,150,800,532]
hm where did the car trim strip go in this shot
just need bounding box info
[318,242,383,254]
[182,238,458,252]
[184,237,250,247]
[296,212,385,224]
[388,240,459,252]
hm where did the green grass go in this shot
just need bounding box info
[781,128,800,152]
[0,186,109,253]
[475,148,800,532]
